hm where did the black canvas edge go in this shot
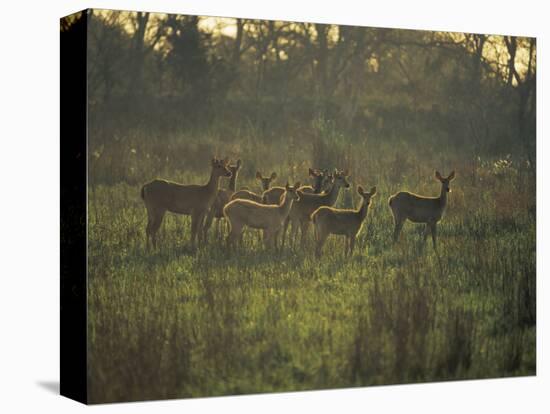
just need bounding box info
[60,9,89,405]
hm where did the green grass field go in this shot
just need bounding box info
[87,129,535,403]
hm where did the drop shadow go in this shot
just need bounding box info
[36,380,59,395]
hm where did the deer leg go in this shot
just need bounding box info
[430,222,437,250]
[150,210,165,250]
[190,212,203,248]
[225,219,237,251]
[349,236,356,256]
[281,216,290,248]
[263,229,274,250]
[300,220,309,248]
[226,228,235,251]
[423,224,430,244]
[199,213,208,245]
[289,219,298,248]
[216,217,222,240]
[145,209,154,250]
[315,231,328,259]
[226,227,234,251]
[274,228,281,251]
[392,217,404,244]
[344,236,350,257]
[202,208,215,243]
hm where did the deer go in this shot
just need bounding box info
[283,169,351,247]
[202,159,242,241]
[299,168,329,194]
[311,185,377,258]
[231,171,277,203]
[223,182,301,250]
[140,158,232,250]
[388,170,455,249]
[262,168,327,205]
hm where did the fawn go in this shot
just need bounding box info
[389,170,455,249]
[223,182,300,250]
[202,159,242,241]
[231,171,277,203]
[283,169,351,247]
[311,185,377,258]
[140,158,232,249]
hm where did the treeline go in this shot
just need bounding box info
[82,9,535,160]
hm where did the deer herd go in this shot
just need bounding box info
[140,157,455,256]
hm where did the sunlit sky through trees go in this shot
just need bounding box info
[97,9,534,86]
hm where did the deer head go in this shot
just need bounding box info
[256,171,277,191]
[212,157,232,178]
[285,181,301,202]
[435,170,455,193]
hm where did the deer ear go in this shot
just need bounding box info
[270,172,277,180]
[294,181,301,189]
[256,171,262,179]
[370,186,377,196]
[357,185,364,195]
[435,171,443,181]
[448,171,456,180]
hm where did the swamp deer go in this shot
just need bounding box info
[262,168,326,205]
[299,168,329,194]
[389,170,455,249]
[312,185,377,258]
[231,171,277,203]
[223,182,300,250]
[283,169,351,247]
[202,159,242,241]
[141,158,232,250]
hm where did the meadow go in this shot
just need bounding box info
[87,123,536,403]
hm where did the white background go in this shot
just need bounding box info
[0,0,547,412]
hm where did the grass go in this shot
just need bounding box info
[86,126,535,403]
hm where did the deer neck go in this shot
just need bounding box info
[358,198,369,221]
[439,184,448,209]
[313,178,323,193]
[325,182,342,206]
[228,171,238,192]
[207,170,222,193]
[278,193,294,218]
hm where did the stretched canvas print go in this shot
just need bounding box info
[60,8,536,404]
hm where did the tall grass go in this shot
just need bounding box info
[87,124,535,403]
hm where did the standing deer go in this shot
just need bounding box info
[223,182,301,250]
[311,185,377,258]
[283,169,351,247]
[202,159,242,241]
[231,171,277,203]
[263,168,326,205]
[300,168,329,194]
[389,170,455,249]
[140,158,232,250]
